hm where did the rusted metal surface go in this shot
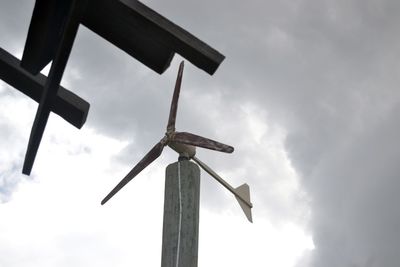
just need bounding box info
[0,47,89,129]
[167,61,184,132]
[101,139,166,205]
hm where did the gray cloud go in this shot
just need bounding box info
[0,88,30,203]
[0,160,23,203]
[0,0,33,54]
[1,0,400,266]
[299,105,400,266]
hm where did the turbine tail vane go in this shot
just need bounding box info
[235,184,253,223]
[192,156,253,222]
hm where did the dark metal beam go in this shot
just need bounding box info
[18,0,225,174]
[23,0,89,175]
[82,0,175,74]
[21,0,73,75]
[118,0,225,75]
[21,0,224,76]
[0,47,89,129]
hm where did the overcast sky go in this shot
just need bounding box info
[1,0,400,266]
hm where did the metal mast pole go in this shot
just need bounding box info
[161,159,200,267]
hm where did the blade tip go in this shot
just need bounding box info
[179,61,184,71]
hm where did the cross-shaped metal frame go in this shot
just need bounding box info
[0,47,89,129]
[8,0,225,175]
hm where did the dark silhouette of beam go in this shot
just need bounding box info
[23,0,89,175]
[81,0,175,74]
[21,0,224,76]
[118,0,225,75]
[82,0,224,75]
[21,0,73,75]
[0,47,89,129]
[18,0,225,175]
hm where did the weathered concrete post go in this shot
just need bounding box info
[161,159,200,267]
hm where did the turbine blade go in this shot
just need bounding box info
[172,132,234,153]
[166,61,184,132]
[235,184,253,223]
[101,141,165,205]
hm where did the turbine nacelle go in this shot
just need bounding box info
[168,140,196,159]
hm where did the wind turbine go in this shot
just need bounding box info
[101,61,253,222]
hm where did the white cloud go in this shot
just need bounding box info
[199,212,314,267]
[7,0,400,266]
[0,80,312,266]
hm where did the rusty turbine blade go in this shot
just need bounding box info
[101,140,165,205]
[171,132,234,153]
[166,61,184,132]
